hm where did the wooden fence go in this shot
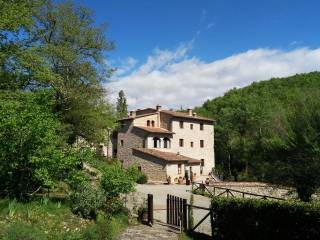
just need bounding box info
[166,194,213,235]
[192,182,286,201]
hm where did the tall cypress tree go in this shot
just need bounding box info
[116,90,128,118]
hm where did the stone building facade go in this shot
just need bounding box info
[117,105,215,183]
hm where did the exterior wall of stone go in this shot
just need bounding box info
[100,132,117,158]
[160,112,173,131]
[170,119,215,175]
[117,108,215,181]
[117,121,147,168]
[133,113,159,127]
[132,150,167,182]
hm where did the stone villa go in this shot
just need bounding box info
[117,105,215,183]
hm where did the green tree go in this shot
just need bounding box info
[0,0,116,144]
[0,90,83,199]
[116,90,128,119]
[266,95,320,201]
[28,0,115,143]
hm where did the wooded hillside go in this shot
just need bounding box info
[195,72,320,200]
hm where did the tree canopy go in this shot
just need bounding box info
[195,72,320,201]
[0,0,118,200]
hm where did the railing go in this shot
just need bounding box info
[192,182,286,201]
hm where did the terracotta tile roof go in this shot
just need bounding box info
[118,108,214,122]
[160,110,214,122]
[134,126,174,134]
[118,112,157,121]
[133,148,201,164]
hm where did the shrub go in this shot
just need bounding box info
[3,222,47,240]
[100,162,136,213]
[81,211,129,240]
[211,197,320,240]
[69,182,105,219]
[136,174,148,184]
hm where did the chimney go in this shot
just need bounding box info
[129,111,136,117]
[192,112,197,117]
[156,105,162,112]
[187,108,193,116]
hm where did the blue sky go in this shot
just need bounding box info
[76,0,320,109]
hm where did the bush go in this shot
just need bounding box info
[81,212,129,240]
[82,213,112,240]
[100,162,137,213]
[69,182,106,219]
[211,197,320,240]
[136,174,148,184]
[3,222,47,240]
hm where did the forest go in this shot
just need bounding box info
[195,72,320,201]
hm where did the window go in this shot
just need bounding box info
[190,124,193,130]
[153,137,160,148]
[179,139,184,147]
[151,120,155,127]
[200,123,204,130]
[147,120,150,127]
[200,140,204,148]
[178,164,182,174]
[201,159,205,167]
[190,141,194,147]
[120,140,124,147]
[121,123,126,128]
[142,140,146,148]
[164,137,170,148]
[179,121,184,129]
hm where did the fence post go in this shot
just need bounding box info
[167,194,170,224]
[200,183,205,194]
[175,196,178,226]
[147,194,153,226]
[210,204,214,238]
[179,198,183,228]
[183,199,188,231]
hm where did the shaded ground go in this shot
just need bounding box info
[117,222,179,240]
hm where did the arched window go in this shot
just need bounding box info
[147,120,150,127]
[153,137,160,148]
[163,137,170,148]
[151,120,155,127]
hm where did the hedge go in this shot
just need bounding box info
[211,197,320,240]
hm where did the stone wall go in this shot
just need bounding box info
[117,122,147,168]
[132,150,167,182]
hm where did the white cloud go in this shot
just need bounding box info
[108,57,138,77]
[107,45,320,110]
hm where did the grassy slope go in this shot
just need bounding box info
[0,198,128,240]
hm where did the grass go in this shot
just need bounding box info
[0,198,129,240]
